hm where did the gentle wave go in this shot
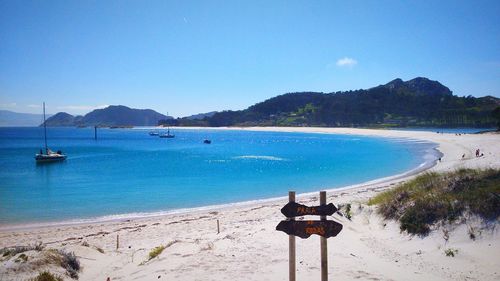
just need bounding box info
[207,159,229,163]
[233,155,288,161]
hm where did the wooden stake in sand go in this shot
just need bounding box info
[320,191,328,281]
[217,219,220,234]
[289,191,296,281]
[116,234,119,250]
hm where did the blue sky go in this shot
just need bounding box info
[1,1,499,117]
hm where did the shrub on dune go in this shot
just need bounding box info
[369,169,500,235]
[29,271,63,281]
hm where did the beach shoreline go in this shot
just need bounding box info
[1,127,499,281]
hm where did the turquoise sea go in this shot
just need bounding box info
[0,127,438,226]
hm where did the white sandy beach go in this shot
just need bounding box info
[1,127,499,281]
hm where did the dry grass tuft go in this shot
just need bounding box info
[0,242,44,259]
[41,249,80,279]
[28,271,63,281]
[444,248,458,257]
[148,245,166,261]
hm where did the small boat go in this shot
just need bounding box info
[35,149,67,163]
[203,139,211,144]
[149,131,159,136]
[159,128,175,138]
[35,102,67,163]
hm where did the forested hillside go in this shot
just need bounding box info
[198,77,499,127]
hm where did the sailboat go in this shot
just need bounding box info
[35,102,67,163]
[159,127,175,138]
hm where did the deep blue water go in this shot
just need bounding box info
[0,127,436,225]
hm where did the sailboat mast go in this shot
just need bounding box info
[43,102,48,153]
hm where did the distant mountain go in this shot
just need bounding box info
[156,111,218,126]
[381,77,452,96]
[44,105,172,127]
[80,105,171,126]
[0,110,51,127]
[199,77,500,127]
[43,112,82,127]
[184,111,217,120]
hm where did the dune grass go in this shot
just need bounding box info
[368,169,500,235]
[29,271,63,281]
[0,245,80,280]
[444,248,459,257]
[0,242,44,259]
[140,241,180,265]
[148,245,166,261]
[338,203,353,220]
[42,249,80,279]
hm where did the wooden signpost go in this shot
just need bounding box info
[280,201,337,218]
[276,191,343,281]
[276,220,343,239]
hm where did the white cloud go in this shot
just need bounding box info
[27,104,41,108]
[0,102,17,108]
[56,105,108,111]
[336,57,358,67]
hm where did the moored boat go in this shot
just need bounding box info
[159,127,175,138]
[35,149,67,163]
[35,102,67,163]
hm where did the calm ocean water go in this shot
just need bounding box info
[0,127,437,226]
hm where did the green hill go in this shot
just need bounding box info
[44,105,171,127]
[202,77,500,127]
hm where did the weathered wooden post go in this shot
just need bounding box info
[116,234,119,250]
[289,191,296,281]
[217,219,220,234]
[320,191,328,281]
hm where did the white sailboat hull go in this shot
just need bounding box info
[35,153,67,163]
